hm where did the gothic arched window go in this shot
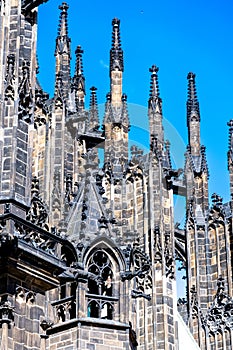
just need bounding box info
[86,249,118,320]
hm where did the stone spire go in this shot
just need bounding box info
[102,19,129,174]
[72,45,86,111]
[148,65,164,151]
[227,120,233,201]
[88,86,99,131]
[54,2,71,101]
[187,72,201,156]
[185,72,209,212]
[187,72,200,122]
[110,18,124,74]
[148,65,161,112]
[57,2,69,39]
[227,120,233,167]
[109,18,123,107]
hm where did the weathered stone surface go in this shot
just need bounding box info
[0,1,233,350]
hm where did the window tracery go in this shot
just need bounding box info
[86,249,117,320]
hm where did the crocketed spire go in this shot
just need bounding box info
[73,46,85,92]
[148,65,162,112]
[54,2,71,101]
[72,45,85,110]
[148,65,164,148]
[55,3,70,55]
[89,86,99,130]
[58,3,69,37]
[110,18,124,73]
[187,72,200,124]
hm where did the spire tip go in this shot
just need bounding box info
[110,17,123,73]
[59,2,69,11]
[187,72,196,80]
[149,65,159,74]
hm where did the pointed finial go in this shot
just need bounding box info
[72,46,85,110]
[110,18,124,73]
[227,120,233,149]
[122,93,127,102]
[149,65,160,97]
[89,86,97,109]
[89,86,99,130]
[112,18,121,49]
[74,46,84,77]
[187,72,200,123]
[55,2,70,58]
[106,92,111,102]
[148,65,162,110]
[54,2,71,100]
[58,3,69,37]
[227,120,233,171]
[211,193,223,208]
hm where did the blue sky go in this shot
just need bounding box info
[37,0,233,204]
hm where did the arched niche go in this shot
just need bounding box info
[84,238,126,322]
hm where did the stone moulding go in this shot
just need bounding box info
[46,317,130,335]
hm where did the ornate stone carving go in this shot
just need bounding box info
[131,289,151,301]
[164,230,175,279]
[52,170,62,211]
[208,194,225,230]
[4,54,15,101]
[0,301,14,324]
[34,88,49,129]
[110,18,124,72]
[55,300,76,323]
[148,65,162,112]
[54,73,64,109]
[15,218,74,264]
[65,174,74,206]
[150,135,163,161]
[154,225,162,263]
[96,171,105,196]
[190,285,202,321]
[26,176,48,230]
[18,61,33,123]
[26,291,36,303]
[124,162,143,184]
[121,239,151,299]
[16,287,26,301]
[205,277,233,334]
[81,200,88,221]
[0,220,16,250]
[16,287,36,304]
[82,148,98,168]
[211,193,223,208]
[130,145,143,164]
[15,221,57,255]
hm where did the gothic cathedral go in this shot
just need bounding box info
[0,1,233,349]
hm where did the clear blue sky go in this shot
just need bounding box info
[37,0,233,204]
